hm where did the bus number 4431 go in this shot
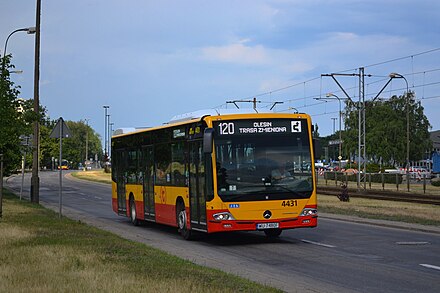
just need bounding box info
[282,200,298,207]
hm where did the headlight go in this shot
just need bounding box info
[300,208,318,217]
[213,212,235,221]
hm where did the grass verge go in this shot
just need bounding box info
[71,170,112,184]
[0,189,279,293]
[318,194,440,226]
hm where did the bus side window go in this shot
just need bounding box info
[155,143,171,185]
[171,142,186,187]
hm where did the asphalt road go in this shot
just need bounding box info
[5,170,440,293]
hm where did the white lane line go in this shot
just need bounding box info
[396,241,430,245]
[301,239,336,248]
[420,264,440,271]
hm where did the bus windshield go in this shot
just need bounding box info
[214,119,313,202]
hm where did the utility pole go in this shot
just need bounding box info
[109,122,114,158]
[322,68,369,190]
[331,117,337,134]
[103,105,109,160]
[358,67,366,190]
[85,118,90,163]
[31,0,41,203]
[322,69,405,191]
[107,114,111,159]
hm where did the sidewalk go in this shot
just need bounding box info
[320,212,440,234]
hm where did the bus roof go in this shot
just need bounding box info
[112,109,309,138]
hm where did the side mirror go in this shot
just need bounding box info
[203,128,214,154]
[313,138,321,160]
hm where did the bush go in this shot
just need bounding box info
[366,163,381,173]
[432,177,440,187]
[323,172,403,184]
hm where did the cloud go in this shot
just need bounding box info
[200,42,270,65]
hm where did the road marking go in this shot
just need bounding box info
[94,196,102,199]
[420,264,440,271]
[396,242,430,245]
[301,239,336,248]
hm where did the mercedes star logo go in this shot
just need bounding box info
[263,210,272,219]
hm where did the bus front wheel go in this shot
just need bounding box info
[177,202,192,240]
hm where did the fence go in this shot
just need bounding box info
[316,171,439,195]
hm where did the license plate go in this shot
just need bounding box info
[256,222,279,230]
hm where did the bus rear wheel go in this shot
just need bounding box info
[177,202,192,240]
[264,228,282,238]
[129,196,139,226]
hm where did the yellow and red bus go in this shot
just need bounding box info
[111,111,318,239]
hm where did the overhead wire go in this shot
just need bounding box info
[223,47,440,109]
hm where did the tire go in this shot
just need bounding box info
[177,202,192,240]
[264,228,282,238]
[130,196,139,226]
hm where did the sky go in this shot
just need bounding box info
[2,0,440,147]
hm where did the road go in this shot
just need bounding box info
[5,171,440,293]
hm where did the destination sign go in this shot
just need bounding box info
[214,119,305,136]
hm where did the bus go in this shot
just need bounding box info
[111,110,318,239]
[58,159,69,170]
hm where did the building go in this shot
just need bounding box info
[431,130,440,153]
[415,130,440,172]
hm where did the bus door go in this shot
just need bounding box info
[142,145,155,220]
[116,149,127,214]
[189,141,207,231]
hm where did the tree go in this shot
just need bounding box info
[343,91,431,166]
[58,120,103,168]
[312,123,320,138]
[16,98,56,170]
[0,55,25,175]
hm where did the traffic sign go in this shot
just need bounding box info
[19,135,33,146]
[50,117,71,139]
[49,117,71,219]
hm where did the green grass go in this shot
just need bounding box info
[0,189,280,293]
[71,170,112,184]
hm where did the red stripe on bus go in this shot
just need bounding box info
[155,203,177,227]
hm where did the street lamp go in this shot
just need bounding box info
[331,117,337,134]
[103,105,109,160]
[109,122,114,158]
[1,26,37,202]
[106,114,111,159]
[84,118,90,164]
[315,93,345,169]
[389,72,410,184]
[1,27,36,75]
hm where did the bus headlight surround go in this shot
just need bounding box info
[213,212,235,221]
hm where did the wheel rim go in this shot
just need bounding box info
[178,209,186,230]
